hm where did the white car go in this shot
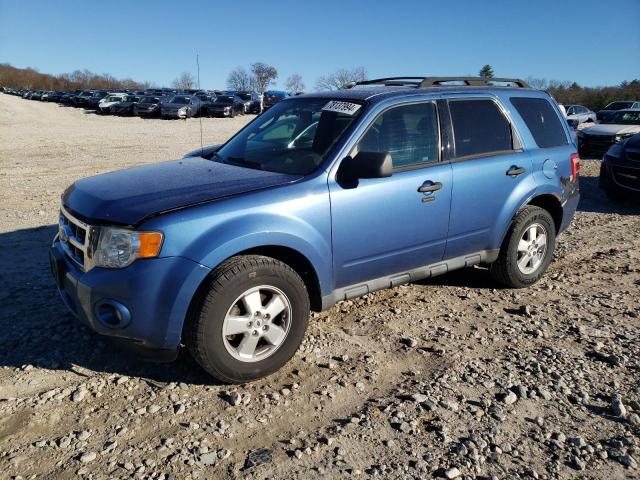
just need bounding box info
[565,104,596,124]
[98,94,127,114]
[578,108,640,157]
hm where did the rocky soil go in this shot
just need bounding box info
[0,93,638,479]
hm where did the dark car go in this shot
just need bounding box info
[597,101,640,122]
[112,95,140,116]
[160,94,202,119]
[72,90,95,107]
[263,91,289,110]
[30,90,45,100]
[235,91,262,114]
[45,91,65,102]
[206,95,244,117]
[195,92,216,112]
[133,96,162,117]
[86,91,109,109]
[600,133,640,199]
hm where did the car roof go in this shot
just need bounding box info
[618,108,640,112]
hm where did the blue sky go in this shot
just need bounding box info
[1,0,638,90]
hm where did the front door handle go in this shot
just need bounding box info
[506,165,526,177]
[418,181,443,193]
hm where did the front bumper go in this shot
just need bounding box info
[600,156,640,196]
[50,238,211,358]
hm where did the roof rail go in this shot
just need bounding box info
[418,77,529,88]
[345,76,530,89]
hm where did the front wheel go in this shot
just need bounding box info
[490,206,556,288]
[186,255,310,383]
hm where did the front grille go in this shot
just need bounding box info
[612,165,640,191]
[58,206,95,271]
[626,148,640,163]
[582,134,615,147]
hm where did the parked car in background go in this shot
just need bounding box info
[86,91,110,109]
[596,101,640,122]
[263,90,289,110]
[50,76,579,382]
[72,90,95,107]
[565,105,596,124]
[98,93,128,114]
[578,109,640,157]
[600,133,640,199]
[236,91,262,114]
[195,92,216,112]
[205,95,244,117]
[133,96,163,117]
[46,91,65,102]
[30,90,45,100]
[112,94,140,116]
[160,94,202,119]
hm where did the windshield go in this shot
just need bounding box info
[602,111,640,125]
[214,97,363,175]
[169,96,190,104]
[140,96,159,104]
[104,95,123,102]
[605,102,633,111]
[236,93,251,101]
[215,96,234,103]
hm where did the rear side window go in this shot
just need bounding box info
[449,99,513,157]
[510,97,568,148]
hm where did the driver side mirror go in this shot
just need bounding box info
[339,151,393,182]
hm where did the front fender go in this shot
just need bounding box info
[193,215,333,295]
[144,181,333,296]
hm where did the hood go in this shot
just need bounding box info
[62,158,301,225]
[582,124,640,136]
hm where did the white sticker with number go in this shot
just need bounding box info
[322,100,362,116]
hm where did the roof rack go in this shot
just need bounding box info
[345,76,530,89]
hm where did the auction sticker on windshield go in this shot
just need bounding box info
[322,100,362,116]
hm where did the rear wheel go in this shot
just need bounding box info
[186,255,310,383]
[490,206,556,288]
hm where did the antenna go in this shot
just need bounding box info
[197,53,203,156]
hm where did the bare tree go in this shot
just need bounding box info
[171,71,196,90]
[285,73,305,94]
[227,67,254,91]
[251,62,278,95]
[315,67,367,91]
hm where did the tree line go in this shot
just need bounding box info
[0,63,147,91]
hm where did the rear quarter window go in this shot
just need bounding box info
[510,97,568,148]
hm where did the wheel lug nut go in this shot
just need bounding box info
[247,321,253,327]
[252,330,259,336]
[262,325,268,331]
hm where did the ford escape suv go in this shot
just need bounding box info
[50,76,580,383]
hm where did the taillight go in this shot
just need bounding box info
[570,152,580,182]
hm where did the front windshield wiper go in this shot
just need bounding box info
[224,156,263,170]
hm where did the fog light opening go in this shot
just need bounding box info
[95,300,131,328]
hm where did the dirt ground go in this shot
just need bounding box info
[0,93,638,480]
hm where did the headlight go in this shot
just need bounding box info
[94,227,163,268]
[615,133,633,143]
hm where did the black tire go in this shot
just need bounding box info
[185,255,310,383]
[490,206,556,288]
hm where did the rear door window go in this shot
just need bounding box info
[510,97,568,148]
[448,99,513,158]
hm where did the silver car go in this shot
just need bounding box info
[160,95,202,119]
[565,105,596,124]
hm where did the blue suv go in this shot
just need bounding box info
[50,76,580,383]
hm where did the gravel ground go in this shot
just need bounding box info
[0,93,638,480]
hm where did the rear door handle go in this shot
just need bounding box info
[418,181,443,193]
[506,165,526,177]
